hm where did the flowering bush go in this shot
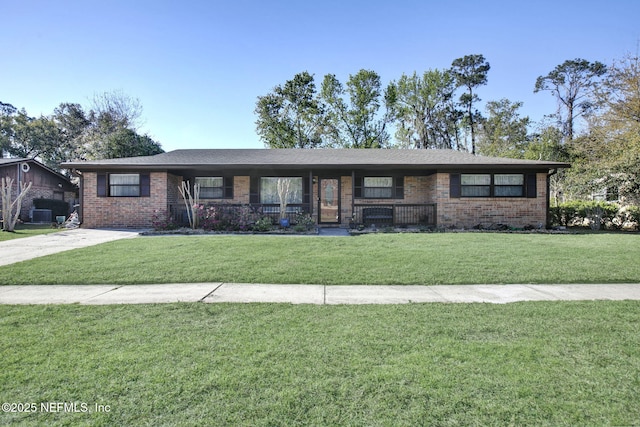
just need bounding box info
[195,204,262,231]
[152,210,178,230]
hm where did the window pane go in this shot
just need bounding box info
[260,177,302,204]
[364,177,393,187]
[195,177,223,187]
[196,177,224,198]
[109,174,140,197]
[364,187,393,198]
[110,174,139,185]
[461,174,491,185]
[495,174,524,185]
[200,187,224,198]
[110,184,140,197]
[461,186,491,197]
[495,186,524,197]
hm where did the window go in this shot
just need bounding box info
[355,176,404,199]
[461,174,491,197]
[364,177,393,198]
[109,174,141,197]
[494,174,524,197]
[97,173,150,197]
[196,177,224,199]
[451,173,531,198]
[260,177,303,204]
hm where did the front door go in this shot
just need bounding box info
[318,178,340,224]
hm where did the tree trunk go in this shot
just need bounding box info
[1,176,32,232]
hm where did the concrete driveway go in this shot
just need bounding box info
[0,228,142,266]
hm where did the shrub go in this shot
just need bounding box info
[33,198,70,218]
[252,217,273,232]
[195,204,262,232]
[152,210,178,230]
[550,201,637,230]
[294,213,315,230]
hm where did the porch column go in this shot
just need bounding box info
[309,170,314,218]
[351,170,356,222]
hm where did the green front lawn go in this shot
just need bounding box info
[1,302,639,426]
[0,233,638,285]
[0,225,61,241]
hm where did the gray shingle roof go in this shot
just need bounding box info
[62,149,570,170]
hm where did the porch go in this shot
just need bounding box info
[169,203,437,228]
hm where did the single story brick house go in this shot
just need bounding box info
[62,149,569,229]
[1,158,77,222]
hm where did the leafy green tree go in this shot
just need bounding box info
[1,91,163,171]
[569,54,640,203]
[320,69,394,148]
[101,128,164,159]
[0,105,60,164]
[255,71,326,148]
[534,58,607,142]
[477,99,530,158]
[525,124,570,204]
[451,54,490,154]
[0,102,18,155]
[524,124,567,162]
[388,70,461,149]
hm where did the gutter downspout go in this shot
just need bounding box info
[547,169,558,228]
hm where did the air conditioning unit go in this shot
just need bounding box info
[31,209,52,223]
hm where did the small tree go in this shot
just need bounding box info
[276,178,294,221]
[1,176,32,232]
[178,180,200,229]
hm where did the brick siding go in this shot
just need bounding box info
[79,171,549,229]
[82,171,169,228]
[435,173,548,228]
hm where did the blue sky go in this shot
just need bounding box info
[2,0,639,152]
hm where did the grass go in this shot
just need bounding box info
[1,301,639,426]
[0,233,639,285]
[0,224,61,241]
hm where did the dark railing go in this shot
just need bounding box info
[169,203,312,227]
[353,204,436,226]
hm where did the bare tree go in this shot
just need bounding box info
[178,181,200,229]
[1,176,32,232]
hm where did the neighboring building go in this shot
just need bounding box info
[62,149,570,229]
[0,158,78,222]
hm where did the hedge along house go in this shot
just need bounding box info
[0,158,78,223]
[62,149,570,229]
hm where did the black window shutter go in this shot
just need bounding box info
[97,174,107,197]
[450,174,461,198]
[140,174,151,197]
[249,176,260,204]
[354,176,362,198]
[224,176,234,199]
[526,173,537,198]
[395,176,404,199]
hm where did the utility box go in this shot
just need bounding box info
[30,208,52,223]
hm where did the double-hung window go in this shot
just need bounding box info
[196,177,224,199]
[494,174,524,197]
[461,174,491,197]
[109,174,141,197]
[363,177,394,198]
[97,173,150,197]
[451,173,534,198]
[354,175,404,199]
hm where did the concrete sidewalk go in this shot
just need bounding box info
[1,283,640,305]
[0,228,142,266]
